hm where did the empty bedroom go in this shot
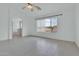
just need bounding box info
[0,3,79,56]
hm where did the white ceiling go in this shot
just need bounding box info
[9,3,75,18]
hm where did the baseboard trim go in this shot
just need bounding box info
[27,35,74,43]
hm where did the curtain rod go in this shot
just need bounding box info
[36,14,63,20]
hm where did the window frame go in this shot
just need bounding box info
[36,14,62,32]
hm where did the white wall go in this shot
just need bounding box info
[27,4,76,42]
[0,3,76,42]
[0,3,32,40]
[0,4,9,40]
[8,4,32,39]
[75,4,79,47]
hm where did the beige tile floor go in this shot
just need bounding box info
[0,36,79,56]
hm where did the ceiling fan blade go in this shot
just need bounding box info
[34,5,41,10]
[27,3,32,5]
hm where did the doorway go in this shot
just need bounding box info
[12,17,23,39]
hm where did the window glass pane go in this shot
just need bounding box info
[44,19,50,27]
[51,17,57,26]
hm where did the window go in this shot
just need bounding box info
[37,16,58,32]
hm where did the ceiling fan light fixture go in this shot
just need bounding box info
[27,4,33,9]
[23,3,41,12]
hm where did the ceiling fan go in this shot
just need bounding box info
[22,3,41,12]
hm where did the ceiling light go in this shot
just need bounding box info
[22,3,41,12]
